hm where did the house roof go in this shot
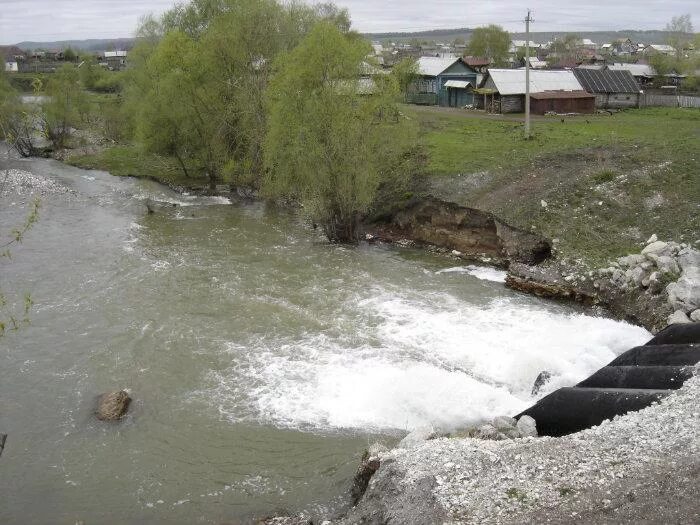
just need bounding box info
[444,80,473,89]
[573,68,640,94]
[530,91,594,100]
[646,44,675,53]
[525,57,548,69]
[416,56,462,77]
[0,45,26,60]
[484,69,584,95]
[608,63,656,77]
[463,56,490,67]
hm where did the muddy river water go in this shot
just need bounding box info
[0,153,649,523]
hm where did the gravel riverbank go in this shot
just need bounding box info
[339,368,700,524]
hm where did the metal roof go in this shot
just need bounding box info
[573,68,640,94]
[485,69,584,95]
[417,56,460,77]
[444,80,473,88]
[608,63,656,77]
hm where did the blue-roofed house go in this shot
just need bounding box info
[407,57,479,107]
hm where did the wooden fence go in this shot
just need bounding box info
[640,94,700,108]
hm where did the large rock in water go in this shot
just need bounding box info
[96,391,131,421]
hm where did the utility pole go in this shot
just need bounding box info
[525,9,533,139]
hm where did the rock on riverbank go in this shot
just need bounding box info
[507,237,700,332]
[336,369,700,524]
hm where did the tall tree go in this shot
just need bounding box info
[466,25,511,67]
[42,65,88,149]
[666,14,694,60]
[548,34,582,65]
[263,22,420,242]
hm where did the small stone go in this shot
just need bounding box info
[398,426,436,449]
[668,310,692,325]
[646,234,658,244]
[541,200,548,208]
[641,241,669,256]
[516,415,538,437]
[493,416,517,430]
[95,391,131,421]
[690,310,700,322]
[475,424,500,440]
[617,254,646,267]
[531,370,552,395]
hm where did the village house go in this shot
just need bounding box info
[407,56,479,107]
[573,68,641,108]
[0,46,26,72]
[474,69,595,114]
[102,50,128,70]
[462,56,490,75]
[642,44,676,57]
[607,62,656,85]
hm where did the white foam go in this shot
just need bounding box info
[207,289,650,433]
[436,265,507,283]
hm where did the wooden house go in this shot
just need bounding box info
[407,57,479,107]
[607,63,656,86]
[475,69,594,114]
[573,68,641,109]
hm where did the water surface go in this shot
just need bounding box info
[0,154,650,523]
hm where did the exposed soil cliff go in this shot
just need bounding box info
[367,197,552,267]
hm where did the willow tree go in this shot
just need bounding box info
[264,22,420,243]
[124,0,352,186]
[467,25,511,67]
[42,65,89,149]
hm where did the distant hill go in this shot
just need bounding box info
[13,28,685,51]
[366,28,682,46]
[14,38,135,52]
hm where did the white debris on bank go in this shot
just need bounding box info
[0,168,73,197]
[372,369,699,524]
[597,237,700,325]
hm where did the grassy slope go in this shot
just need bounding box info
[408,106,700,266]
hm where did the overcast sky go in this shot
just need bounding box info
[1,0,698,44]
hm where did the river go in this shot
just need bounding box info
[0,153,650,524]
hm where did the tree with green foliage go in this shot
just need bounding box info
[466,25,511,67]
[63,47,77,62]
[124,0,354,186]
[0,69,37,157]
[391,57,419,102]
[263,22,421,242]
[42,65,89,148]
[666,14,694,60]
[547,34,582,66]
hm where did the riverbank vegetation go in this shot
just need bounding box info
[2,0,422,243]
[2,0,698,255]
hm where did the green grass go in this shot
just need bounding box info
[407,107,700,178]
[66,145,211,190]
[408,106,700,266]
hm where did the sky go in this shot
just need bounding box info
[0,0,698,44]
